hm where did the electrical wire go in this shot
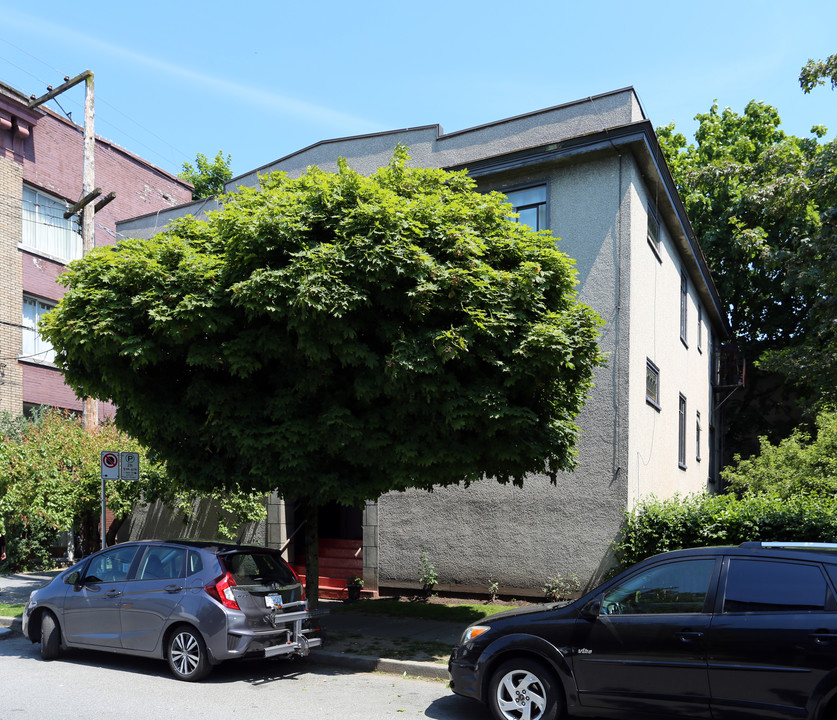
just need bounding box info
[0,40,192,173]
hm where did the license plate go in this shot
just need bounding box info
[265,594,283,608]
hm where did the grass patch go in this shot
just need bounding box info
[331,598,521,623]
[0,603,25,618]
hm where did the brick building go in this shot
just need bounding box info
[0,80,193,417]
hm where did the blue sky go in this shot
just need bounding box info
[1,1,835,179]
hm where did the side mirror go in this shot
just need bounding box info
[579,596,602,621]
[64,571,80,586]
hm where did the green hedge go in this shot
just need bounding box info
[613,492,837,571]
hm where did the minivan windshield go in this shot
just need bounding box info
[223,552,297,587]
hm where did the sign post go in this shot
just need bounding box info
[99,451,139,549]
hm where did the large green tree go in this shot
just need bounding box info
[658,101,837,450]
[42,148,604,603]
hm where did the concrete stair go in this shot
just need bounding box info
[293,538,376,600]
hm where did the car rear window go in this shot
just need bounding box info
[222,552,297,586]
[724,559,830,612]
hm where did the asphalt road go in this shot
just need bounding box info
[0,632,487,720]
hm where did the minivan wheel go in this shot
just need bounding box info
[167,625,211,681]
[488,657,563,720]
[40,611,61,660]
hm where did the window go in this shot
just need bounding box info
[646,359,660,410]
[22,185,82,263]
[601,558,715,615]
[647,202,661,257]
[678,394,687,468]
[724,560,829,613]
[136,546,186,580]
[22,295,57,364]
[84,546,139,584]
[680,272,688,346]
[696,411,702,463]
[697,305,703,352]
[504,185,547,230]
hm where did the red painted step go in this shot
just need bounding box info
[293,539,368,599]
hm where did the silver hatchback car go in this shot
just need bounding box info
[22,539,322,681]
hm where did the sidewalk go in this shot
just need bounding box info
[0,573,459,680]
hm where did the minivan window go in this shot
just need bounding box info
[602,558,715,614]
[223,551,297,586]
[724,559,829,612]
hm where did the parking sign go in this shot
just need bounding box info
[120,452,140,481]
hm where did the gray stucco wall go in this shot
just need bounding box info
[377,150,634,593]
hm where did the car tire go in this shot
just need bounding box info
[167,625,211,681]
[488,657,563,720]
[40,611,61,661]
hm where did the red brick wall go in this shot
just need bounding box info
[21,249,64,301]
[15,107,193,413]
[22,362,114,418]
[22,108,193,250]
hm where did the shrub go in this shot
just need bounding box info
[722,409,837,498]
[613,491,837,572]
[542,573,580,602]
[418,548,438,597]
[3,515,58,573]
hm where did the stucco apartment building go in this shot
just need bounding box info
[121,87,729,596]
[0,80,193,419]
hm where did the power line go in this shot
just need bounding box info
[0,43,192,173]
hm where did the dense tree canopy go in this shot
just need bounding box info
[42,149,605,508]
[179,150,233,199]
[658,101,837,445]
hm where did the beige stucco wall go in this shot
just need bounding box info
[627,170,714,506]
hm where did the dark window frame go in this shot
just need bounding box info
[680,272,689,347]
[647,201,662,261]
[678,393,687,469]
[502,182,549,231]
[646,359,661,411]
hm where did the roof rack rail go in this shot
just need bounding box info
[739,541,837,550]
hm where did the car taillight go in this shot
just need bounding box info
[205,571,240,610]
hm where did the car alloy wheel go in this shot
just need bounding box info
[489,658,561,720]
[167,625,210,681]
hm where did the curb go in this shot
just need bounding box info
[0,615,22,638]
[308,649,450,680]
[0,616,449,680]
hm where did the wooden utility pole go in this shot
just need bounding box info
[81,72,98,434]
[29,71,99,434]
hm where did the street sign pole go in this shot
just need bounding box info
[100,451,120,549]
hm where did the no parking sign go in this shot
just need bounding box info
[101,451,120,479]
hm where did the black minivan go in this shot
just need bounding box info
[449,542,837,720]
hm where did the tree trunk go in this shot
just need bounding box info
[105,514,126,547]
[75,511,100,557]
[304,502,319,609]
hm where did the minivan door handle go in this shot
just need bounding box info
[165,585,183,594]
[675,631,704,643]
[105,590,122,598]
[810,631,837,644]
